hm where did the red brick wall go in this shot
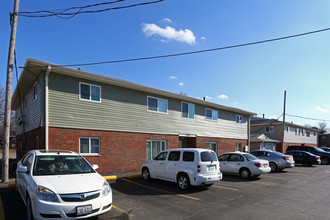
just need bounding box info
[47,127,249,174]
[48,127,180,174]
[197,137,248,156]
[16,127,45,160]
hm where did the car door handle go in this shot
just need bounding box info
[238,163,240,165]
[160,163,164,165]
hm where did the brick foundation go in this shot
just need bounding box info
[47,127,248,174]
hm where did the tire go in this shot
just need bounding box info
[26,196,34,220]
[177,173,190,190]
[269,162,278,172]
[321,157,329,165]
[239,168,251,179]
[142,167,151,181]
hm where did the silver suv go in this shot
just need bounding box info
[141,148,222,189]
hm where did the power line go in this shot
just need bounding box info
[286,114,330,122]
[17,0,165,19]
[51,26,330,67]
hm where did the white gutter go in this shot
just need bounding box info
[45,65,51,150]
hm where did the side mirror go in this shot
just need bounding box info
[92,164,99,170]
[17,165,29,173]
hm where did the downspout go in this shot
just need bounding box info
[247,116,251,152]
[45,65,51,150]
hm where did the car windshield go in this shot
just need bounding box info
[272,151,286,156]
[315,147,325,152]
[243,153,259,161]
[33,155,95,176]
[201,151,218,162]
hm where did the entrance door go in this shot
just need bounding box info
[179,137,196,148]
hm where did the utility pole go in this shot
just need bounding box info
[2,0,20,183]
[281,90,287,153]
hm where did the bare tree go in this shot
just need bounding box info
[317,122,328,133]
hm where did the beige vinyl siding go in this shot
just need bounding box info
[48,72,248,139]
[284,128,317,145]
[16,74,45,135]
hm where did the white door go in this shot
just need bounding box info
[164,151,181,181]
[227,154,244,174]
[153,152,167,178]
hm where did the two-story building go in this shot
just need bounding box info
[250,117,319,152]
[12,58,255,173]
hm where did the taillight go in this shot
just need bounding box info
[282,157,289,161]
[314,156,319,160]
[197,165,201,173]
[219,163,221,172]
[254,163,261,167]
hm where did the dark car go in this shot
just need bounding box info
[286,145,330,165]
[285,150,321,166]
[320,147,330,152]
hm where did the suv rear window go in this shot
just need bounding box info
[201,151,217,162]
[183,152,195,162]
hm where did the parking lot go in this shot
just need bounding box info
[1,165,330,220]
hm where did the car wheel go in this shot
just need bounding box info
[177,173,190,190]
[321,157,329,165]
[26,196,34,220]
[239,168,251,179]
[269,162,278,172]
[142,167,150,181]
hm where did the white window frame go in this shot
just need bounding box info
[205,108,218,121]
[147,96,168,114]
[205,142,217,153]
[33,83,38,101]
[181,101,195,120]
[236,115,243,124]
[235,143,242,152]
[265,126,274,133]
[79,82,101,103]
[79,137,101,155]
[146,140,167,160]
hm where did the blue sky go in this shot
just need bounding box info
[1,0,330,128]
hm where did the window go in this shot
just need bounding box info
[33,83,37,101]
[182,102,195,119]
[295,128,300,136]
[306,130,310,137]
[79,82,101,102]
[147,140,166,160]
[205,142,217,153]
[302,129,306,136]
[80,137,100,155]
[206,109,218,121]
[155,152,167,160]
[236,115,242,124]
[235,143,242,152]
[183,152,195,162]
[147,96,168,113]
[229,154,244,162]
[168,151,180,161]
[265,126,274,133]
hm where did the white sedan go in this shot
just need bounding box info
[218,152,271,179]
[16,150,112,220]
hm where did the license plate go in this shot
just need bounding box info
[208,165,215,171]
[77,205,92,216]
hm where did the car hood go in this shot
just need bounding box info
[33,173,105,194]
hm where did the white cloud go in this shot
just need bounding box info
[142,23,196,45]
[162,18,172,23]
[178,82,184,86]
[201,36,206,40]
[169,76,177,80]
[315,106,329,113]
[217,94,229,99]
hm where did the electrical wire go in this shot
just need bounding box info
[17,0,165,19]
[286,114,330,122]
[53,26,330,67]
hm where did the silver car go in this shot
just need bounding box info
[250,150,295,172]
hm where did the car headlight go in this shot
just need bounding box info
[36,186,59,203]
[101,181,111,197]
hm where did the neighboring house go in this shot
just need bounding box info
[11,59,255,173]
[250,133,279,151]
[250,117,319,153]
[318,133,330,148]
